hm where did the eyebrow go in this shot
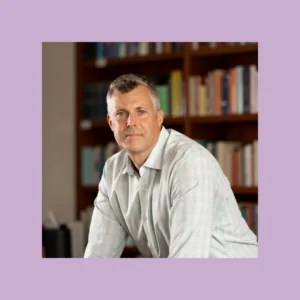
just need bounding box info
[115,106,147,112]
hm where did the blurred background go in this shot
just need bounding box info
[42,42,258,258]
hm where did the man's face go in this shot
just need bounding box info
[107,85,164,157]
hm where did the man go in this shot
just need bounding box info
[84,74,258,258]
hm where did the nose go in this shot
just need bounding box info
[127,113,137,127]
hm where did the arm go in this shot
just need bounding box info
[168,152,216,258]
[84,166,127,258]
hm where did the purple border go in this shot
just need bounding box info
[1,0,299,299]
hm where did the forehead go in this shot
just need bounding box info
[110,85,154,109]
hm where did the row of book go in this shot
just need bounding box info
[82,139,258,187]
[81,142,121,186]
[154,71,186,117]
[82,81,110,120]
[196,139,258,187]
[157,65,258,117]
[83,42,185,61]
[239,202,258,236]
[82,64,257,120]
[157,66,258,117]
[189,65,258,116]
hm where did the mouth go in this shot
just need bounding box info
[126,134,142,137]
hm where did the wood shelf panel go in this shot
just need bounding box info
[191,114,258,124]
[163,117,185,126]
[80,119,109,129]
[232,186,258,195]
[190,44,258,57]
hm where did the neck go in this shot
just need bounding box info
[128,150,151,170]
[127,128,162,170]
[128,135,160,170]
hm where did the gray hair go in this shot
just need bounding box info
[106,74,160,114]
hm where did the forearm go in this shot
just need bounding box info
[84,168,127,258]
[84,205,126,258]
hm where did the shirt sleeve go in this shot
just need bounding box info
[84,165,127,258]
[168,151,216,258]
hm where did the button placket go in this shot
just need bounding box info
[139,169,160,257]
[139,172,152,251]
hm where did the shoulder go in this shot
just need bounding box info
[164,129,219,172]
[104,148,127,177]
[163,130,228,200]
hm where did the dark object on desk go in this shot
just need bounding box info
[42,224,72,258]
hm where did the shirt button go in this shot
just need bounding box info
[143,216,147,222]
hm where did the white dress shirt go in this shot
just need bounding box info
[84,126,258,258]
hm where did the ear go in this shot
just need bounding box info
[156,109,164,127]
[107,114,114,131]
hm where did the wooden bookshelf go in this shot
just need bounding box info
[76,42,259,257]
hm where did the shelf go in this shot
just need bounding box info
[80,119,108,130]
[232,186,258,195]
[84,52,184,68]
[163,117,185,126]
[82,186,98,193]
[190,44,258,57]
[191,114,258,124]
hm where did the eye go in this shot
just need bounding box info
[138,109,146,115]
[116,111,125,116]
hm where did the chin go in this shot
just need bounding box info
[125,146,144,153]
[122,143,144,153]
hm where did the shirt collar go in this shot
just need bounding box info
[143,126,169,170]
[121,126,169,175]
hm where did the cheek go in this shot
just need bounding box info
[115,121,126,134]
